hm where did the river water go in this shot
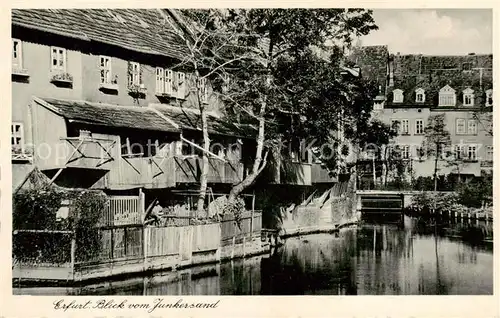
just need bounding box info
[14,219,493,295]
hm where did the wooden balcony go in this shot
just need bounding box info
[174,156,244,184]
[37,137,115,171]
[106,156,176,190]
[279,162,312,186]
[207,158,244,184]
[311,163,336,183]
[175,157,199,183]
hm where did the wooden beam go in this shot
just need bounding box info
[180,136,226,162]
[48,168,64,185]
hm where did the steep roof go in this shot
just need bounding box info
[150,104,257,139]
[386,53,493,108]
[349,45,389,93]
[35,97,180,133]
[11,9,189,60]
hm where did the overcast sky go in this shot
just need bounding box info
[359,9,492,55]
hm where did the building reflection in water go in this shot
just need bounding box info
[13,220,493,296]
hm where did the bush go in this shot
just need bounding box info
[13,187,65,230]
[456,173,492,208]
[13,185,108,264]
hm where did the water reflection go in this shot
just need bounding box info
[14,220,493,295]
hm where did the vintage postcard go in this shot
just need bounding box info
[0,1,498,318]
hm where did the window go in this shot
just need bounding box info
[99,56,112,84]
[12,39,23,68]
[128,62,141,86]
[51,47,66,72]
[393,89,403,103]
[439,85,456,106]
[454,145,464,160]
[155,67,164,93]
[373,102,383,110]
[165,70,173,95]
[467,145,477,161]
[222,73,230,93]
[415,88,425,102]
[415,119,424,135]
[456,118,466,134]
[401,119,409,135]
[391,120,399,132]
[402,145,410,159]
[463,88,474,106]
[486,146,493,161]
[467,119,477,135]
[197,77,208,103]
[11,123,24,151]
[485,89,493,106]
[175,72,186,99]
[156,68,184,98]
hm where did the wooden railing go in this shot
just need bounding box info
[311,163,335,183]
[279,162,312,186]
[175,156,244,184]
[107,156,176,189]
[221,210,262,246]
[37,137,115,171]
[99,195,145,227]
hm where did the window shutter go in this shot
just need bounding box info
[127,62,133,87]
[139,64,143,85]
[177,72,186,98]
[51,47,58,70]
[165,70,173,95]
[156,67,164,93]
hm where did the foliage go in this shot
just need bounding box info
[456,172,493,208]
[13,187,65,230]
[13,179,108,264]
[422,113,451,191]
[223,196,246,228]
[51,72,73,82]
[177,9,380,200]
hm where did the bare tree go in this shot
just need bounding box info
[423,113,451,192]
[164,9,379,212]
[161,9,254,215]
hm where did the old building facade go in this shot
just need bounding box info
[11,9,334,204]
[352,45,493,182]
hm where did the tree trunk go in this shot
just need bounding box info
[372,155,376,188]
[228,100,267,202]
[195,69,210,217]
[197,107,210,216]
[433,143,439,192]
[382,147,388,186]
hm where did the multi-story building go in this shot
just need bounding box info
[352,45,493,183]
[11,9,335,208]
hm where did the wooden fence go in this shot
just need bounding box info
[100,195,144,227]
[78,221,230,264]
[221,211,262,246]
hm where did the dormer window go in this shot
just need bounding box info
[462,87,474,106]
[415,88,425,103]
[393,89,403,103]
[485,89,493,106]
[439,85,456,106]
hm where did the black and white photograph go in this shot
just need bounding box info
[8,7,494,297]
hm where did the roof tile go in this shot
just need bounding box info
[37,98,180,133]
